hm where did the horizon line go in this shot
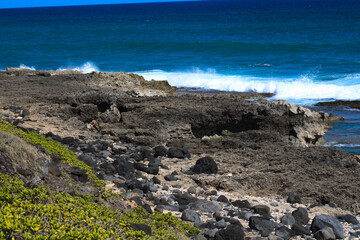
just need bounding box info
[0,0,204,10]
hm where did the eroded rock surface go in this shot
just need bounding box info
[0,68,359,212]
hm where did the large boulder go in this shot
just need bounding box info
[310,214,344,239]
[287,192,302,204]
[167,147,190,159]
[313,226,336,240]
[215,223,245,240]
[192,156,218,174]
[249,216,275,237]
[113,157,134,178]
[181,209,200,222]
[275,226,295,240]
[191,200,222,213]
[281,213,296,227]
[292,207,309,225]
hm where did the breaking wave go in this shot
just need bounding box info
[19,64,36,70]
[56,62,99,73]
[135,69,360,101]
[16,62,99,74]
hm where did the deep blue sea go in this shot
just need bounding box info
[0,0,359,153]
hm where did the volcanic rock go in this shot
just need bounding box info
[292,207,309,225]
[311,214,344,239]
[192,156,218,174]
[249,216,276,237]
[214,223,245,240]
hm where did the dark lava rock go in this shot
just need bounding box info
[21,109,30,117]
[187,186,197,194]
[134,162,148,171]
[249,216,275,237]
[228,209,240,218]
[10,106,21,114]
[62,136,75,145]
[217,195,229,203]
[167,147,185,158]
[232,200,251,209]
[154,146,167,157]
[315,100,360,109]
[281,213,296,227]
[100,162,116,174]
[151,176,161,185]
[227,217,240,225]
[145,166,159,175]
[313,226,336,240]
[181,209,200,222]
[311,214,344,239]
[113,157,134,178]
[204,228,219,238]
[164,175,179,181]
[69,167,88,183]
[287,192,302,204]
[209,190,217,195]
[275,226,295,240]
[292,207,309,225]
[174,193,198,206]
[191,200,222,213]
[51,134,62,143]
[130,196,142,205]
[198,221,216,230]
[130,153,142,162]
[142,203,153,214]
[78,154,96,169]
[213,211,223,221]
[215,219,227,229]
[125,179,150,193]
[252,205,270,216]
[96,171,105,180]
[129,223,152,236]
[214,223,245,240]
[192,156,218,174]
[291,222,311,236]
[138,146,153,159]
[181,147,191,159]
[338,214,359,225]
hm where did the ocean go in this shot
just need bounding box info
[0,0,359,153]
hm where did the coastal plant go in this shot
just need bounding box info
[0,119,200,239]
[0,118,105,188]
[0,173,200,239]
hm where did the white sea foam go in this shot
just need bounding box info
[19,64,36,70]
[56,62,99,74]
[135,68,360,101]
[324,142,360,148]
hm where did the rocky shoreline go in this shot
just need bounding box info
[1,68,360,239]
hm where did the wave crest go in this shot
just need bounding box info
[135,69,360,101]
[57,62,99,74]
[19,64,36,70]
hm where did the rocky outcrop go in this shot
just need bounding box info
[316,100,360,109]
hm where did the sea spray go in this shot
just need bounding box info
[56,62,99,74]
[135,69,360,101]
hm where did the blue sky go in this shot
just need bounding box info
[0,0,197,9]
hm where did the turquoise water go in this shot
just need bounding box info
[0,0,359,153]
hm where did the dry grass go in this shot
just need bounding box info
[0,130,49,174]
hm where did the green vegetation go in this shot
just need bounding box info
[0,118,104,189]
[0,119,200,239]
[0,173,199,239]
